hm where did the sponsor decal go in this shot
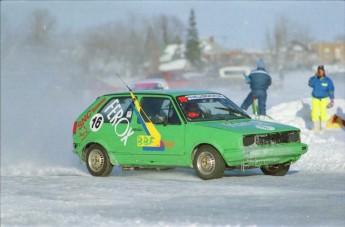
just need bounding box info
[185,94,225,100]
[79,125,90,142]
[90,114,104,132]
[77,97,106,130]
[103,99,134,146]
[126,111,133,118]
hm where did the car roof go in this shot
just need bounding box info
[100,89,219,98]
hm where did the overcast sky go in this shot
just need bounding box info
[1,1,344,50]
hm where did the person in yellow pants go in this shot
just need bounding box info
[312,97,328,121]
[308,65,335,132]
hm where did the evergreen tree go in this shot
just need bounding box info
[185,9,201,68]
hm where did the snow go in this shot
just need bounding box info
[160,44,185,63]
[268,98,345,173]
[159,59,189,71]
[1,50,345,226]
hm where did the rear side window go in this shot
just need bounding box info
[99,97,133,124]
[139,97,181,125]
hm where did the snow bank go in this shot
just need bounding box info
[267,98,345,173]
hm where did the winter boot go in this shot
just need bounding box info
[313,121,321,133]
[321,121,327,131]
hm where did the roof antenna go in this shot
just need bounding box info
[115,72,132,92]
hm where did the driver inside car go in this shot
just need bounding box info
[183,102,203,119]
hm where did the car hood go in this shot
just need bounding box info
[195,119,299,135]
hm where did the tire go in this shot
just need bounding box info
[193,145,225,180]
[86,144,113,177]
[260,163,290,176]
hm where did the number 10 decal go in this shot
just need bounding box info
[90,114,104,132]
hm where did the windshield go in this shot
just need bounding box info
[176,93,250,121]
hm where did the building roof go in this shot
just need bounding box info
[200,37,228,55]
[159,59,190,72]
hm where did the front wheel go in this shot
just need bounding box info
[260,163,290,176]
[86,144,113,177]
[193,145,225,180]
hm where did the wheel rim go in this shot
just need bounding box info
[197,151,216,175]
[88,149,104,172]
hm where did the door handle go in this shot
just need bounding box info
[132,128,143,131]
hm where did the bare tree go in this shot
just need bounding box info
[79,13,185,78]
[265,15,313,71]
[144,25,160,74]
[154,14,185,46]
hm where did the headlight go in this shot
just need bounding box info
[288,131,300,142]
[243,135,255,146]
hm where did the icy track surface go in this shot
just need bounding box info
[1,171,344,227]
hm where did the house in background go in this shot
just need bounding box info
[157,37,345,79]
[281,40,314,70]
[308,41,345,73]
[200,36,229,66]
[159,43,190,72]
[159,37,230,73]
[310,41,345,64]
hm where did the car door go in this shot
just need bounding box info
[126,95,186,166]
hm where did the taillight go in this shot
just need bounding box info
[73,121,77,134]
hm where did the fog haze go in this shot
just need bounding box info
[2,1,344,49]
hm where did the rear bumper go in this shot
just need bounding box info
[224,143,308,167]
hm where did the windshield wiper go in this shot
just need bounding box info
[215,107,250,118]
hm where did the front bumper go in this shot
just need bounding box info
[223,143,308,168]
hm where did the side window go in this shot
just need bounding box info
[99,97,133,123]
[139,97,181,125]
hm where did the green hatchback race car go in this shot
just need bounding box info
[72,90,307,180]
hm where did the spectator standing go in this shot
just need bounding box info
[241,59,272,120]
[308,65,335,132]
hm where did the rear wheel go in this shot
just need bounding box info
[86,144,113,176]
[260,163,290,176]
[193,145,225,180]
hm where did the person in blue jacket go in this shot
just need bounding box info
[241,58,271,120]
[308,65,335,132]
